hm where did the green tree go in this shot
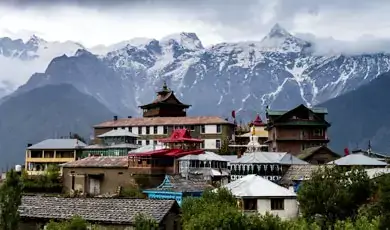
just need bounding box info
[134,213,158,230]
[70,133,86,144]
[46,216,88,230]
[0,169,23,230]
[298,166,373,228]
[218,138,230,155]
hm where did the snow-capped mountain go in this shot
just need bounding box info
[0,35,84,97]
[6,24,390,120]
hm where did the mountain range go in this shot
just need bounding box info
[0,23,390,167]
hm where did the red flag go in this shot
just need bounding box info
[344,148,349,156]
[231,110,236,118]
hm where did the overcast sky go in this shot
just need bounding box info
[1,0,390,53]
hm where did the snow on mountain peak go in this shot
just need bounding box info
[26,34,46,47]
[268,23,291,38]
[259,23,311,53]
[160,32,204,50]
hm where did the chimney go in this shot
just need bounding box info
[27,143,32,147]
[113,116,118,121]
[128,116,132,118]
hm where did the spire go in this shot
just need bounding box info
[252,113,264,126]
[157,80,171,94]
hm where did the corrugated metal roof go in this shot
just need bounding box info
[220,174,297,198]
[365,168,390,179]
[94,116,234,128]
[128,144,165,154]
[28,139,87,150]
[98,129,139,138]
[327,154,388,166]
[178,151,229,162]
[229,152,308,165]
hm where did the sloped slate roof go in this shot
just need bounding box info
[94,116,234,128]
[61,156,128,168]
[145,175,214,193]
[297,146,339,160]
[327,154,388,166]
[98,129,139,138]
[221,174,296,198]
[229,152,308,165]
[280,165,335,185]
[28,139,87,150]
[178,151,229,162]
[19,196,178,224]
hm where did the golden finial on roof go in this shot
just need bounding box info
[162,80,168,91]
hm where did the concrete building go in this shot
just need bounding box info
[220,174,298,219]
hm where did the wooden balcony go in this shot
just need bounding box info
[26,157,75,163]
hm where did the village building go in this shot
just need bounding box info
[61,156,131,196]
[327,153,388,168]
[25,139,86,176]
[297,146,340,164]
[279,164,335,193]
[18,195,181,230]
[81,129,140,158]
[365,168,390,179]
[143,175,214,206]
[128,129,204,177]
[221,151,308,182]
[177,151,230,185]
[93,82,235,151]
[265,104,331,156]
[351,143,390,163]
[235,114,268,147]
[220,174,298,219]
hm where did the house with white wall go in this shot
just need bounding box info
[220,174,298,219]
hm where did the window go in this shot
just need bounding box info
[200,141,204,149]
[201,125,205,133]
[137,140,142,145]
[146,140,150,145]
[153,140,157,145]
[216,139,221,149]
[271,198,284,210]
[163,126,168,134]
[146,127,150,135]
[153,126,158,134]
[216,125,221,133]
[138,127,142,134]
[190,125,195,131]
[243,198,257,210]
[129,127,133,132]
[313,129,324,136]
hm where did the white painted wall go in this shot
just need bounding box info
[204,139,220,149]
[132,126,139,135]
[141,126,146,135]
[205,125,217,134]
[256,198,298,220]
[157,126,164,135]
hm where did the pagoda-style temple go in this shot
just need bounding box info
[128,129,204,175]
[139,81,191,117]
[143,174,214,206]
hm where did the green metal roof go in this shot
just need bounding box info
[267,107,328,116]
